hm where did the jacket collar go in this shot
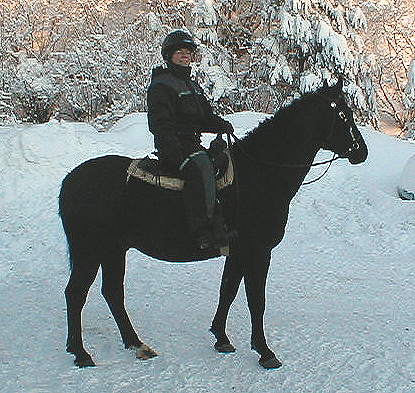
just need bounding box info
[151,63,192,82]
[166,62,192,80]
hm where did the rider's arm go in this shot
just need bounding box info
[198,93,234,134]
[147,83,185,164]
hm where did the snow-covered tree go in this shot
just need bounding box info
[10,54,60,123]
[53,11,169,127]
[188,1,236,112]
[189,0,283,113]
[184,0,379,125]
[362,0,415,135]
[146,0,193,29]
[256,0,377,124]
[0,0,164,125]
[0,0,381,129]
[404,59,415,137]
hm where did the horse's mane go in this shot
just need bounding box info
[241,89,323,145]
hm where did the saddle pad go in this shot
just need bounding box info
[126,150,234,191]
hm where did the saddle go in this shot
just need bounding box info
[126,149,234,191]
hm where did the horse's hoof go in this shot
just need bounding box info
[75,356,96,368]
[214,342,236,353]
[259,355,282,369]
[132,344,158,360]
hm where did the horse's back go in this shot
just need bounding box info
[60,154,131,203]
[61,154,131,185]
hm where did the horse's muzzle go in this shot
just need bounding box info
[347,139,368,164]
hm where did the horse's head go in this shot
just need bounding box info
[316,78,368,164]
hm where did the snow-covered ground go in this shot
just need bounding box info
[1,113,414,393]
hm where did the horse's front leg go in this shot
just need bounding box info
[210,254,243,353]
[244,248,282,369]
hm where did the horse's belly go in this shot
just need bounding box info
[126,180,221,263]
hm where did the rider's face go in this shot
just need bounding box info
[171,48,193,67]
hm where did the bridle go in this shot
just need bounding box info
[321,96,362,157]
[226,95,362,185]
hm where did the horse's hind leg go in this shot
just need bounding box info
[101,251,158,361]
[65,259,100,367]
[210,255,243,353]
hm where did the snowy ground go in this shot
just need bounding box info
[1,113,414,393]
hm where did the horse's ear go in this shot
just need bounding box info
[322,79,329,89]
[335,76,344,91]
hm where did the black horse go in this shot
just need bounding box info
[59,79,368,369]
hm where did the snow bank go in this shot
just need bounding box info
[398,154,415,199]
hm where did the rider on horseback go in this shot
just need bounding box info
[147,30,234,251]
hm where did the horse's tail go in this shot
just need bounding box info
[59,174,75,272]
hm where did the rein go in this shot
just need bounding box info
[225,96,360,186]
[227,132,340,186]
[228,132,341,169]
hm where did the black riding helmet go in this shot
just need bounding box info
[161,30,197,62]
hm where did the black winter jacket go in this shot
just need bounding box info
[147,63,232,168]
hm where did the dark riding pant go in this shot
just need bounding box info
[180,151,216,233]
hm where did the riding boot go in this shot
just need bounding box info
[181,151,235,250]
[180,151,216,250]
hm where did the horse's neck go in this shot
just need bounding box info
[236,105,320,192]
